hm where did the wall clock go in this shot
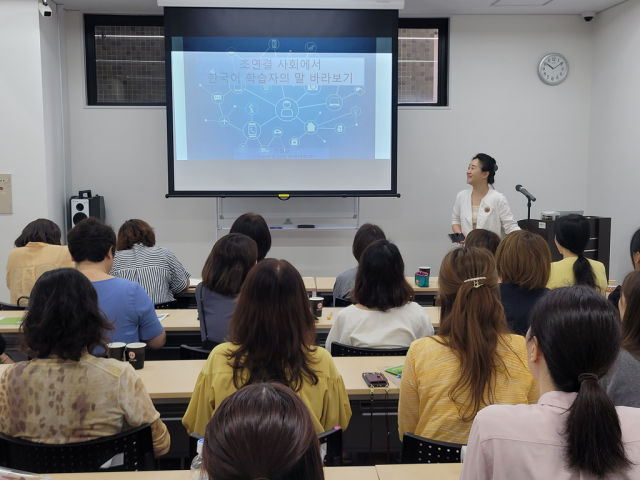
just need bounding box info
[538,53,568,85]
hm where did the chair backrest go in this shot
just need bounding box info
[401,433,462,464]
[318,426,342,467]
[0,424,155,473]
[333,297,352,307]
[180,344,212,360]
[330,342,408,357]
[0,301,26,311]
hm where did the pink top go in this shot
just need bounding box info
[460,391,640,480]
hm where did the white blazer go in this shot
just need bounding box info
[452,189,520,238]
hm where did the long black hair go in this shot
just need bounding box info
[630,228,640,268]
[555,214,599,292]
[528,286,630,477]
[473,153,498,185]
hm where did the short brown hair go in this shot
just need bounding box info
[352,239,413,312]
[203,382,324,480]
[228,259,319,392]
[464,229,501,256]
[496,230,551,291]
[116,219,156,251]
[230,213,271,262]
[352,223,386,262]
[14,219,62,247]
[67,218,116,263]
[202,233,257,296]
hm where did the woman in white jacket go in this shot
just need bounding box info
[452,153,520,240]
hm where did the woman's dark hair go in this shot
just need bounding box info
[352,223,386,262]
[202,233,257,296]
[621,270,640,359]
[496,230,551,291]
[203,382,324,480]
[555,214,599,292]
[528,286,630,478]
[464,229,501,256]
[14,219,62,247]
[229,213,271,262]
[351,239,413,312]
[228,259,319,391]
[473,153,497,185]
[116,219,156,251]
[67,218,116,263]
[630,228,640,268]
[436,246,513,421]
[21,269,114,360]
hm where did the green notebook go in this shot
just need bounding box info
[384,364,404,376]
[0,317,22,326]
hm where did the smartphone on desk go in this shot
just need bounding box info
[448,233,465,243]
[362,372,389,388]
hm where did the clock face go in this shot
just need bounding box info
[538,54,569,85]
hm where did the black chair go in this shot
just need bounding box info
[333,297,352,307]
[0,301,26,311]
[401,433,463,464]
[154,302,177,310]
[180,344,213,360]
[0,424,155,473]
[330,342,408,357]
[318,426,343,466]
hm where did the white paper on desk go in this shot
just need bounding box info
[157,314,169,322]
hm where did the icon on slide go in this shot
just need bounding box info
[273,128,283,137]
[232,84,244,94]
[238,144,248,152]
[212,92,224,104]
[227,47,236,56]
[247,122,258,138]
[305,84,321,96]
[326,95,343,111]
[335,124,345,134]
[289,137,299,147]
[269,39,280,50]
[306,121,318,134]
[246,103,258,114]
[219,117,230,127]
[260,146,269,154]
[261,85,271,92]
[275,98,299,122]
[351,106,362,117]
[355,86,365,95]
[281,101,293,118]
[305,42,317,53]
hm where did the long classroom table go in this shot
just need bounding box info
[315,276,439,294]
[376,463,463,480]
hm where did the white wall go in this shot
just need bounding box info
[587,0,640,283]
[63,13,594,280]
[0,0,51,302]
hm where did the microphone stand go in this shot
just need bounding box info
[527,196,532,222]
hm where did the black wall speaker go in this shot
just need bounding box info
[68,190,105,230]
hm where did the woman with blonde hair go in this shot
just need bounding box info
[398,247,538,444]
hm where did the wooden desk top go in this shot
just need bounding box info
[376,463,463,480]
[314,277,439,294]
[304,276,317,292]
[333,356,405,396]
[49,466,378,480]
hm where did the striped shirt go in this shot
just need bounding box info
[398,334,539,445]
[110,244,190,304]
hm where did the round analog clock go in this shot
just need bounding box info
[538,53,569,85]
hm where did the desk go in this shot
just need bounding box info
[315,277,439,294]
[304,276,317,292]
[49,466,379,480]
[376,464,462,480]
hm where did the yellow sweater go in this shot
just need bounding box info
[398,335,539,445]
[547,257,607,295]
[182,342,352,436]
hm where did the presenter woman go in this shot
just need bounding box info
[452,154,520,240]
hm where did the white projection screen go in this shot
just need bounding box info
[164,8,398,197]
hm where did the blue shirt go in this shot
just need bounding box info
[93,277,164,345]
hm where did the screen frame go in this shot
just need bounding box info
[164,7,399,198]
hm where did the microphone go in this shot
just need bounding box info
[516,185,537,202]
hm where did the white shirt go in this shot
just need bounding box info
[452,188,520,238]
[325,302,434,354]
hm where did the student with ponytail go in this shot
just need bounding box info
[398,247,538,445]
[461,286,640,479]
[548,214,607,294]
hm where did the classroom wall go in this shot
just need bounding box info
[62,12,594,281]
[0,1,54,302]
[587,0,640,284]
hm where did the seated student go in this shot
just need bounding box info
[6,219,75,304]
[600,270,640,408]
[183,259,352,436]
[0,334,14,365]
[229,213,271,262]
[463,228,501,256]
[202,383,324,480]
[325,239,433,353]
[495,231,551,336]
[197,233,257,347]
[110,219,190,305]
[67,218,165,349]
[548,214,607,294]
[0,269,170,456]
[461,286,640,480]
[609,228,640,309]
[398,247,538,445]
[333,223,386,302]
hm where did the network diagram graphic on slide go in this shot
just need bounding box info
[196,40,367,159]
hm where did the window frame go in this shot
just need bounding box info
[84,14,166,107]
[397,18,449,107]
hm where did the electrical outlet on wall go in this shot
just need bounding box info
[0,174,13,214]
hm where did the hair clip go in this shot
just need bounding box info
[464,276,486,288]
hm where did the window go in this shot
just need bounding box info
[398,18,449,106]
[84,15,165,106]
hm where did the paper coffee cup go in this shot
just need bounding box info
[107,342,126,361]
[125,342,147,370]
[309,297,324,318]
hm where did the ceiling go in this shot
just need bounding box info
[54,0,628,16]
